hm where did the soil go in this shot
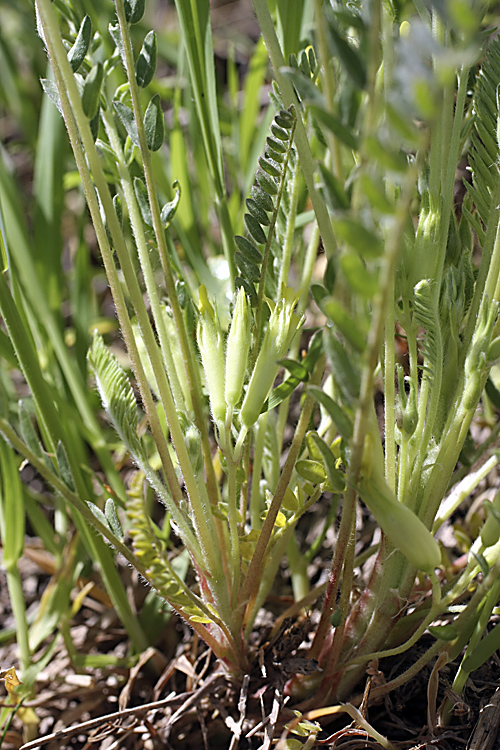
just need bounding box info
[1,523,500,750]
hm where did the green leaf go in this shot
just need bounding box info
[325,18,366,89]
[359,175,395,214]
[41,79,62,115]
[308,104,359,151]
[324,328,360,400]
[246,198,271,226]
[87,501,109,529]
[244,213,267,245]
[364,136,408,172]
[81,62,103,120]
[462,623,500,674]
[161,181,181,227]
[428,624,458,641]
[485,377,500,409]
[259,156,282,178]
[251,184,274,213]
[270,123,291,142]
[341,254,379,297]
[234,235,262,264]
[322,298,366,352]
[333,218,383,258]
[67,15,92,73]
[56,441,75,492]
[307,385,353,440]
[256,168,279,195]
[235,252,260,283]
[136,30,157,88]
[113,101,139,147]
[134,177,153,227]
[309,432,345,492]
[279,358,309,381]
[0,439,25,568]
[235,276,258,306]
[144,94,164,151]
[105,498,123,540]
[296,459,327,484]
[109,23,125,65]
[124,0,145,24]
[385,103,422,146]
[281,67,322,103]
[319,164,350,210]
[88,334,144,460]
[18,399,43,457]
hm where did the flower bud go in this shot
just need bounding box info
[481,490,500,549]
[359,434,441,573]
[196,285,226,423]
[240,285,303,428]
[225,287,251,408]
[487,336,500,364]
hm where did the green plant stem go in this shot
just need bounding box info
[278,153,301,292]
[250,412,268,528]
[238,355,325,631]
[226,453,241,606]
[435,66,470,289]
[308,159,418,694]
[36,10,197,551]
[313,0,343,182]
[384,274,396,491]
[253,115,297,359]
[172,0,236,285]
[316,518,357,702]
[101,112,219,556]
[0,418,228,651]
[5,568,30,672]
[101,112,186,410]
[308,488,356,661]
[35,0,233,621]
[114,0,222,522]
[251,0,337,259]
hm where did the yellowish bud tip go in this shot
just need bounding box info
[198,284,215,318]
[400,20,410,37]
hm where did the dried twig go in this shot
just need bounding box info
[19,694,186,750]
[467,686,500,750]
